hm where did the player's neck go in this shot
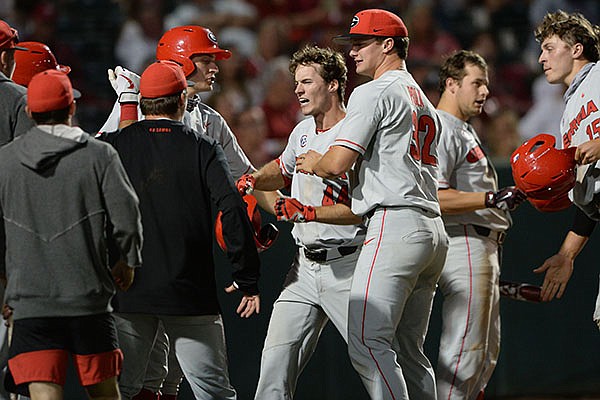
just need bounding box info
[437,95,469,122]
[314,104,346,131]
[373,58,405,80]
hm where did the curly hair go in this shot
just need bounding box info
[289,45,347,102]
[534,10,600,62]
[438,50,487,95]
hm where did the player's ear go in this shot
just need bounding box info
[572,42,584,59]
[446,77,458,94]
[328,79,339,93]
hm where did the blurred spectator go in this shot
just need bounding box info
[260,56,301,158]
[482,107,522,161]
[115,0,165,73]
[231,106,272,168]
[519,74,565,144]
[406,3,461,66]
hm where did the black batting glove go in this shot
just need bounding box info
[485,186,527,211]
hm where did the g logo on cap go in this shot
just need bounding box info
[350,15,359,28]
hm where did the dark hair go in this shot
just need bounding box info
[375,36,410,59]
[438,50,488,94]
[289,45,347,102]
[534,10,600,62]
[30,106,71,125]
[140,92,183,116]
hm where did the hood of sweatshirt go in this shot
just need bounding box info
[16,125,88,172]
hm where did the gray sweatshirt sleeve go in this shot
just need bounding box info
[101,150,143,267]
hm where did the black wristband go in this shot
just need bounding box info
[571,207,597,237]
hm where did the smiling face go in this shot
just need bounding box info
[187,54,219,95]
[454,63,489,120]
[348,37,384,78]
[538,34,576,86]
[294,63,336,118]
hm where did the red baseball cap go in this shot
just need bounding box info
[0,20,27,51]
[333,9,408,43]
[27,70,81,113]
[140,60,192,99]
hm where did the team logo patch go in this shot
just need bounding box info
[300,134,308,147]
[466,145,485,163]
[351,15,359,28]
[208,31,218,45]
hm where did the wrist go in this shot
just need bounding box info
[118,92,139,104]
[120,103,138,122]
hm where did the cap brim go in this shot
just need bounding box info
[332,33,374,44]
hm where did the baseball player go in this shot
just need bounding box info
[99,26,279,400]
[235,45,365,399]
[0,20,33,145]
[435,50,526,400]
[0,69,142,400]
[531,11,600,323]
[103,60,261,400]
[297,9,449,400]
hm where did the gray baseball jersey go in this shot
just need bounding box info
[561,62,600,210]
[436,110,511,231]
[334,68,449,400]
[332,69,441,217]
[557,62,600,327]
[435,109,508,399]
[278,117,365,248]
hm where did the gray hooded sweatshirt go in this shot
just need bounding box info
[0,124,143,320]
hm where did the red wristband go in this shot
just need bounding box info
[120,103,138,122]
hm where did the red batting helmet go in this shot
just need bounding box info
[510,133,576,200]
[215,194,279,253]
[528,192,572,212]
[12,41,70,87]
[156,26,231,77]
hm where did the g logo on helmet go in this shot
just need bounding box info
[351,15,359,28]
[207,31,218,45]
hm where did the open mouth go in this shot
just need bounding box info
[299,98,309,104]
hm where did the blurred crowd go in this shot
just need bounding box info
[1,0,599,166]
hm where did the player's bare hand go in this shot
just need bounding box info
[225,284,260,318]
[112,259,136,291]
[533,253,573,301]
[2,304,12,325]
[296,150,322,175]
[575,139,600,165]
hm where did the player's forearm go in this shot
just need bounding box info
[314,203,362,225]
[253,190,279,215]
[559,231,589,261]
[314,147,356,179]
[253,160,286,191]
[438,188,487,214]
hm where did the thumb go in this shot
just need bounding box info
[108,69,116,81]
[533,263,549,273]
[224,284,237,294]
